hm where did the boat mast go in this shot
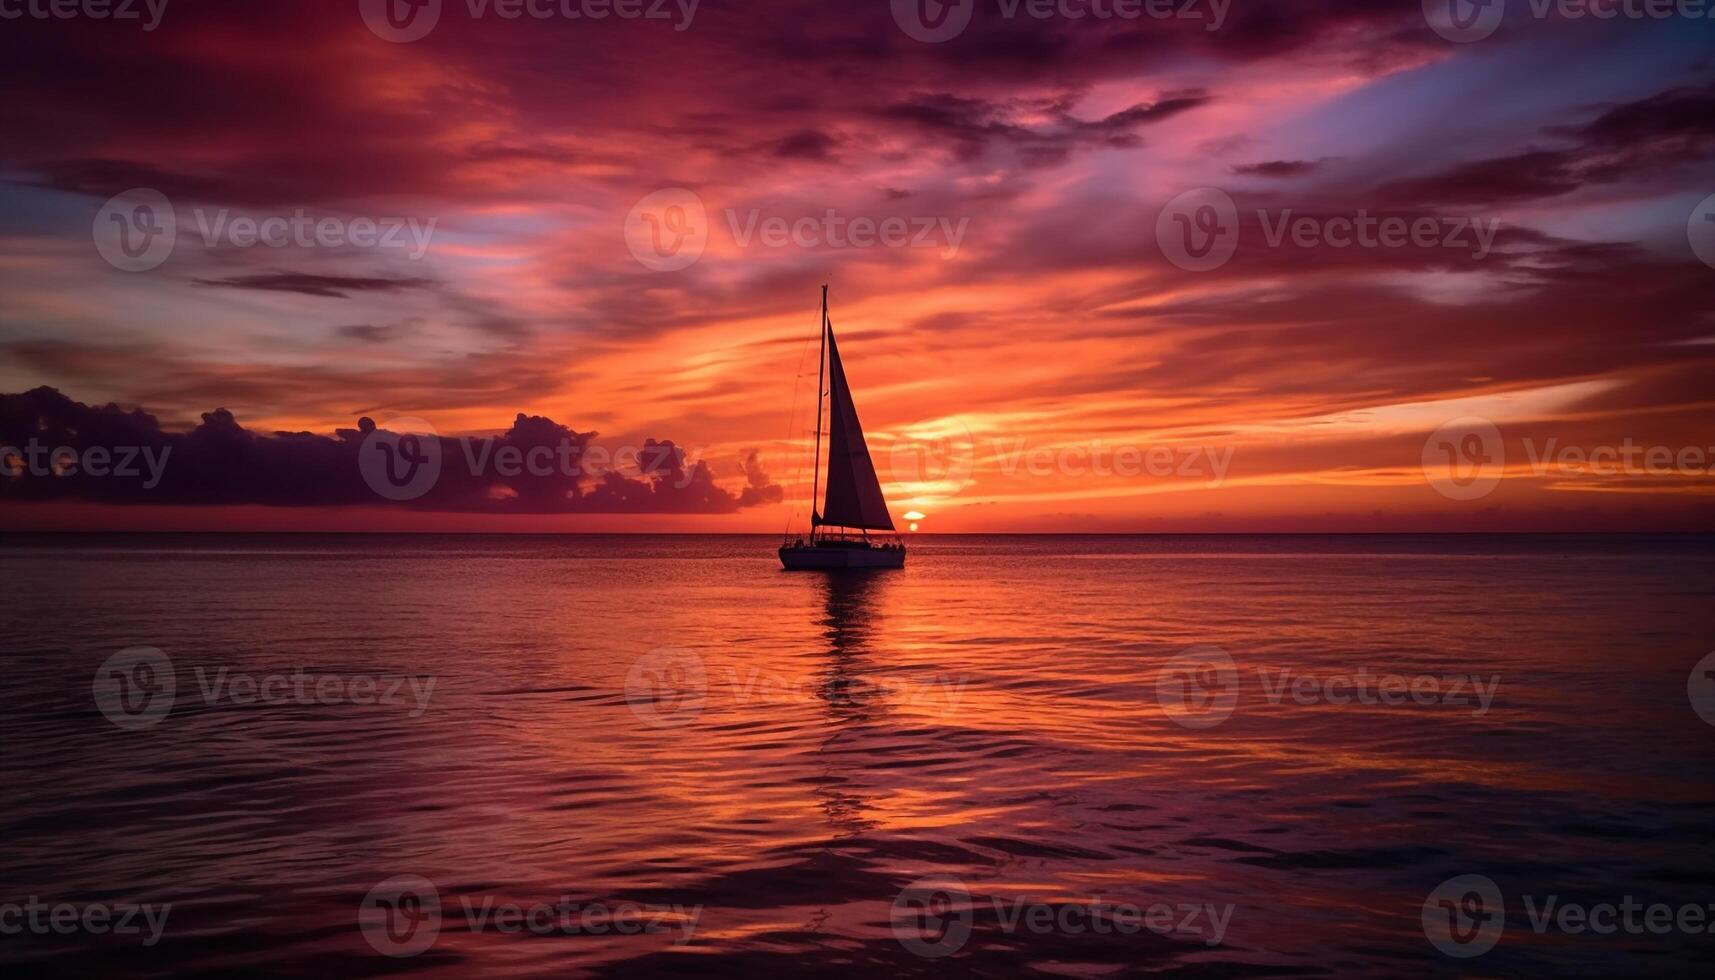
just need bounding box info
[809,284,828,542]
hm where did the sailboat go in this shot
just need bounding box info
[779,286,907,570]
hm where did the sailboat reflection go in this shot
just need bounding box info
[810,571,891,838]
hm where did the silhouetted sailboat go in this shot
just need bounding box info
[779,286,906,570]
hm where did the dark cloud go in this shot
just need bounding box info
[1381,83,1715,207]
[16,158,254,206]
[772,130,841,161]
[193,273,437,298]
[0,0,1429,213]
[1379,149,1585,207]
[0,338,579,432]
[1233,159,1326,178]
[337,323,409,344]
[737,449,785,508]
[0,387,776,515]
[873,91,1212,165]
[1099,95,1212,128]
[1569,83,1715,152]
[1097,233,1715,419]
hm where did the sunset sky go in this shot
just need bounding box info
[2,0,1713,532]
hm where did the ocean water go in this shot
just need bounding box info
[2,533,1714,977]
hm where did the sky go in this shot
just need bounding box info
[1,0,1713,532]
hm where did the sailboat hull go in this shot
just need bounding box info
[779,544,906,570]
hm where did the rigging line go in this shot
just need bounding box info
[781,294,821,540]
